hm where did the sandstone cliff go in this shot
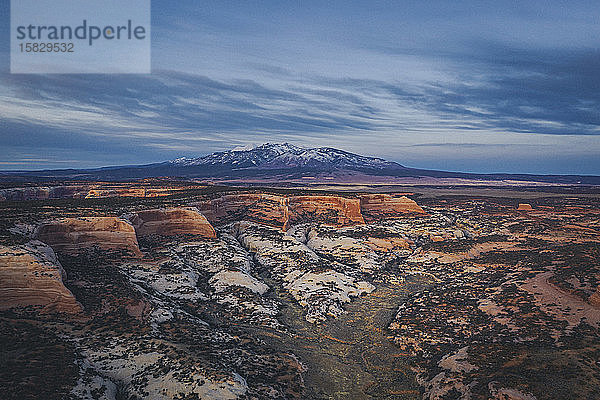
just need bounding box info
[127,207,216,238]
[0,241,82,313]
[197,194,364,229]
[35,217,142,256]
[517,203,534,211]
[196,194,289,229]
[288,195,364,227]
[360,194,425,221]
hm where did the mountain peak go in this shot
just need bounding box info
[170,143,402,170]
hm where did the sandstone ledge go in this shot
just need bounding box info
[127,207,216,238]
[0,241,82,313]
[35,217,142,256]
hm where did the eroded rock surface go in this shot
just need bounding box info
[0,241,82,313]
[196,194,289,229]
[360,194,425,221]
[234,222,374,323]
[127,207,216,238]
[517,203,534,211]
[197,194,365,229]
[35,217,141,256]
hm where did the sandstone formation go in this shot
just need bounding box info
[288,195,364,227]
[234,221,374,323]
[365,236,410,252]
[197,193,364,229]
[127,207,216,238]
[35,217,142,256]
[360,194,425,221]
[0,241,82,313]
[517,203,534,211]
[0,183,195,202]
[0,186,87,201]
[85,186,184,199]
[85,188,145,198]
[196,194,289,229]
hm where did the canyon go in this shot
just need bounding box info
[0,241,82,314]
[126,207,216,238]
[35,216,142,257]
[1,184,600,400]
[197,193,423,230]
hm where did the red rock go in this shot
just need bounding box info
[517,203,533,211]
[128,207,216,238]
[288,195,364,227]
[360,194,425,221]
[197,194,365,229]
[197,194,288,229]
[0,241,82,313]
[35,217,142,256]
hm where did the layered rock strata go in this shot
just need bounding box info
[0,241,82,313]
[126,207,216,238]
[197,194,374,229]
[35,217,141,256]
[359,194,425,221]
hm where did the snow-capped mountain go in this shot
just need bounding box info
[171,143,402,170]
[4,142,599,184]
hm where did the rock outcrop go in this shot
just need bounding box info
[35,217,141,256]
[0,186,87,201]
[234,222,374,323]
[197,194,364,229]
[360,194,424,221]
[0,241,82,313]
[288,196,364,227]
[127,207,216,238]
[517,203,534,211]
[196,194,289,229]
[85,186,184,199]
[0,183,196,202]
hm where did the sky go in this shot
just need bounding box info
[1,0,600,174]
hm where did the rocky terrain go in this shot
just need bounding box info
[1,183,599,399]
[0,240,82,314]
[35,217,142,257]
[0,181,204,202]
[126,207,216,238]
[197,193,423,230]
[4,143,599,185]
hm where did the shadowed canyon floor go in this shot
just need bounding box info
[257,277,427,399]
[1,182,600,399]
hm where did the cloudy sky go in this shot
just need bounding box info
[1,0,600,174]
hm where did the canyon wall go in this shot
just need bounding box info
[288,196,364,227]
[35,217,142,256]
[196,194,289,229]
[199,193,424,228]
[197,194,370,229]
[0,241,82,313]
[127,207,216,238]
[359,194,425,221]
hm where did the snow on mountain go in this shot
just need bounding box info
[171,143,302,168]
[170,143,402,171]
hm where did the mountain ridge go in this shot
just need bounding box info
[169,143,402,170]
[1,143,599,185]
